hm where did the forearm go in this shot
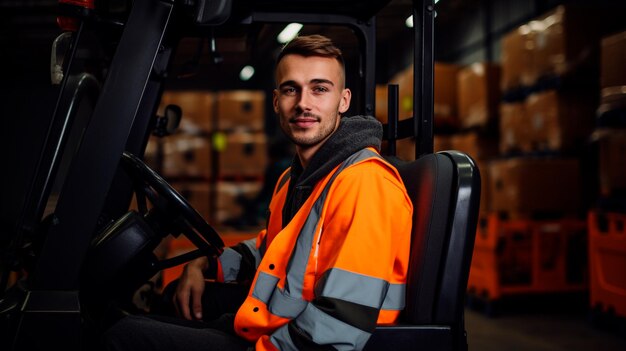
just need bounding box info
[218,238,262,283]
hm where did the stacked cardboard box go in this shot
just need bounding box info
[160,133,212,179]
[457,62,501,130]
[500,27,534,91]
[214,181,263,224]
[594,30,626,199]
[468,4,626,309]
[488,158,582,215]
[170,182,212,220]
[217,130,268,178]
[383,62,460,130]
[160,90,214,133]
[501,4,623,92]
[523,90,594,153]
[499,90,595,154]
[600,31,626,91]
[388,135,454,162]
[450,132,498,214]
[216,90,265,131]
[145,89,269,228]
[214,91,267,179]
[499,102,529,154]
[594,129,626,197]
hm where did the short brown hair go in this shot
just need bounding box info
[276,34,345,71]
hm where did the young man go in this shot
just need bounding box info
[105,34,412,351]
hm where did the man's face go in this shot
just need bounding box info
[273,54,351,153]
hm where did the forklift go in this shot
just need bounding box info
[0,0,480,350]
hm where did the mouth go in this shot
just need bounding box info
[289,115,320,128]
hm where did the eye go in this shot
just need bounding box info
[281,87,297,96]
[312,86,329,94]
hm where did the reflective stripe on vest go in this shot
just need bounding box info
[251,148,384,319]
[270,302,372,351]
[218,248,242,282]
[219,238,263,281]
[317,267,405,310]
[259,171,291,258]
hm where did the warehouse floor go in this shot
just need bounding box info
[465,297,626,351]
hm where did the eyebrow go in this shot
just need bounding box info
[278,78,335,89]
[310,78,334,86]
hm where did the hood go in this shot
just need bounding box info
[294,114,382,188]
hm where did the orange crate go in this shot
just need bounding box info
[469,214,587,300]
[588,211,626,318]
[161,231,258,289]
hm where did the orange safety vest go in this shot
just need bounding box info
[219,148,412,350]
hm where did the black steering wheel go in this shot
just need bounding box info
[121,151,224,254]
[81,151,224,304]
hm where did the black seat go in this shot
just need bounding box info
[365,150,481,351]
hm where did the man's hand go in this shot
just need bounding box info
[174,256,209,320]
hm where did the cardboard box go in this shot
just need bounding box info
[499,102,531,154]
[500,27,536,90]
[389,66,415,120]
[391,138,415,161]
[595,129,626,196]
[216,90,265,131]
[375,84,389,124]
[218,131,268,178]
[598,87,626,123]
[434,134,453,153]
[501,4,625,91]
[170,181,212,221]
[215,181,262,224]
[489,157,581,215]
[162,133,212,179]
[475,159,490,214]
[389,63,460,129]
[451,132,498,162]
[434,63,461,129]
[457,62,501,129]
[384,134,454,161]
[449,132,496,214]
[524,5,624,84]
[160,90,214,132]
[601,30,626,89]
[524,90,594,152]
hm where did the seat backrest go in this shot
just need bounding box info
[386,151,480,325]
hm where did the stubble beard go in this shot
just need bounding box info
[281,112,340,148]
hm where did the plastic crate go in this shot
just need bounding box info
[588,211,626,318]
[468,214,587,300]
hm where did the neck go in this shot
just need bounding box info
[296,144,321,169]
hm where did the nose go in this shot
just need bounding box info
[295,90,312,113]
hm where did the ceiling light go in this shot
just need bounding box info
[277,23,303,44]
[239,65,255,81]
[405,15,414,28]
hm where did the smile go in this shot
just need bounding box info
[290,116,320,128]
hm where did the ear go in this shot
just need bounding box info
[338,88,351,114]
[272,89,279,114]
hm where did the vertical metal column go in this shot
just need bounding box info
[386,84,399,156]
[32,0,174,290]
[413,0,435,158]
[482,0,493,62]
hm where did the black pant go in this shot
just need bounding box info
[103,281,251,351]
